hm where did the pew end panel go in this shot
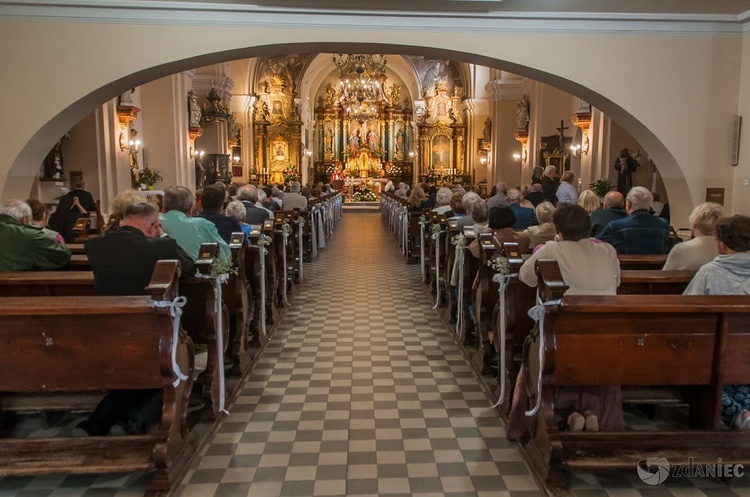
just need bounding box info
[0,293,195,492]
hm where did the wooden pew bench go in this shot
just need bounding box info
[2,242,251,419]
[517,259,750,493]
[0,262,195,492]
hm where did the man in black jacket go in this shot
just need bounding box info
[75,202,194,436]
[85,202,194,296]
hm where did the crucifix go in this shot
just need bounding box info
[555,119,570,171]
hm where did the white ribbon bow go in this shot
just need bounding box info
[195,273,230,415]
[152,296,189,387]
[524,298,563,417]
[491,272,518,408]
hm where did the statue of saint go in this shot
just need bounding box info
[483,118,492,143]
[188,90,202,128]
[119,89,135,107]
[517,93,530,131]
[614,148,638,196]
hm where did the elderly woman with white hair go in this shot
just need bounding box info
[523,201,556,250]
[663,202,725,270]
[456,192,482,227]
[432,187,454,215]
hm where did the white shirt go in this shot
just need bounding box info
[556,181,579,204]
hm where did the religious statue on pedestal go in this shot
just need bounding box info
[614,148,639,196]
[188,90,202,128]
[517,93,530,131]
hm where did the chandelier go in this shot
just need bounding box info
[201,87,230,123]
[333,54,387,123]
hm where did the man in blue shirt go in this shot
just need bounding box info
[597,186,670,254]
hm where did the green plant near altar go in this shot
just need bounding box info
[352,184,377,202]
[589,178,614,198]
[133,167,162,189]
[282,165,300,184]
[370,147,385,158]
[343,145,359,157]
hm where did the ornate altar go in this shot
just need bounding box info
[252,55,312,184]
[313,54,414,185]
[414,58,467,182]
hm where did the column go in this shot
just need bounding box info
[484,73,527,187]
[140,73,193,189]
[589,107,612,183]
[463,98,489,185]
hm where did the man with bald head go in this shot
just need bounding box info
[596,186,670,254]
[589,190,627,236]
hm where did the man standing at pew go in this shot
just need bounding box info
[238,184,271,224]
[161,185,231,261]
[684,214,750,430]
[596,186,670,254]
[0,199,71,271]
[76,202,195,436]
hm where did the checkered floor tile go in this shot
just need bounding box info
[0,212,748,496]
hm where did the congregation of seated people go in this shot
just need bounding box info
[392,174,750,435]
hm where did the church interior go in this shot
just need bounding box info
[1,1,750,496]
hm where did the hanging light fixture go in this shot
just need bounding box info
[333,54,387,123]
[201,87,230,123]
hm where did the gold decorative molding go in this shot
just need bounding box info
[571,112,592,132]
[116,106,140,130]
[188,126,204,142]
[513,130,529,145]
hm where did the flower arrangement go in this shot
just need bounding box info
[418,215,428,226]
[451,233,467,249]
[486,256,511,275]
[209,256,238,278]
[344,168,359,179]
[282,165,300,184]
[352,184,377,202]
[370,147,385,159]
[388,163,403,176]
[343,145,359,157]
[280,220,293,237]
[430,223,443,239]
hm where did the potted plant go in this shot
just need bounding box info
[139,168,163,190]
[589,178,614,199]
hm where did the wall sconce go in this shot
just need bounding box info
[232,155,241,165]
[570,133,590,159]
[304,148,313,159]
[512,150,527,165]
[408,151,415,160]
[479,156,487,166]
[190,149,205,160]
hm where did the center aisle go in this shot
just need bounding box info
[177,212,540,497]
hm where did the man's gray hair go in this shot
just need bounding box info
[290,182,301,193]
[164,185,195,213]
[124,202,158,218]
[0,199,32,222]
[436,187,452,206]
[237,184,259,203]
[225,200,247,224]
[544,165,557,176]
[462,192,481,214]
[76,181,87,190]
[507,188,522,203]
[626,186,653,211]
[257,188,267,202]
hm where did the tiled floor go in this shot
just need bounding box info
[0,212,748,497]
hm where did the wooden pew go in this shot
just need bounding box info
[0,261,195,492]
[516,259,750,493]
[226,233,252,375]
[617,254,667,270]
[7,244,240,419]
[618,269,694,295]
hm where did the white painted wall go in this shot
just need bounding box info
[0,16,746,228]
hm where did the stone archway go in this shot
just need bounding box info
[2,17,738,223]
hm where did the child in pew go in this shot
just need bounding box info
[74,202,195,436]
[507,204,624,438]
[684,214,750,430]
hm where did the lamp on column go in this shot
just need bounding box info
[513,149,527,165]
